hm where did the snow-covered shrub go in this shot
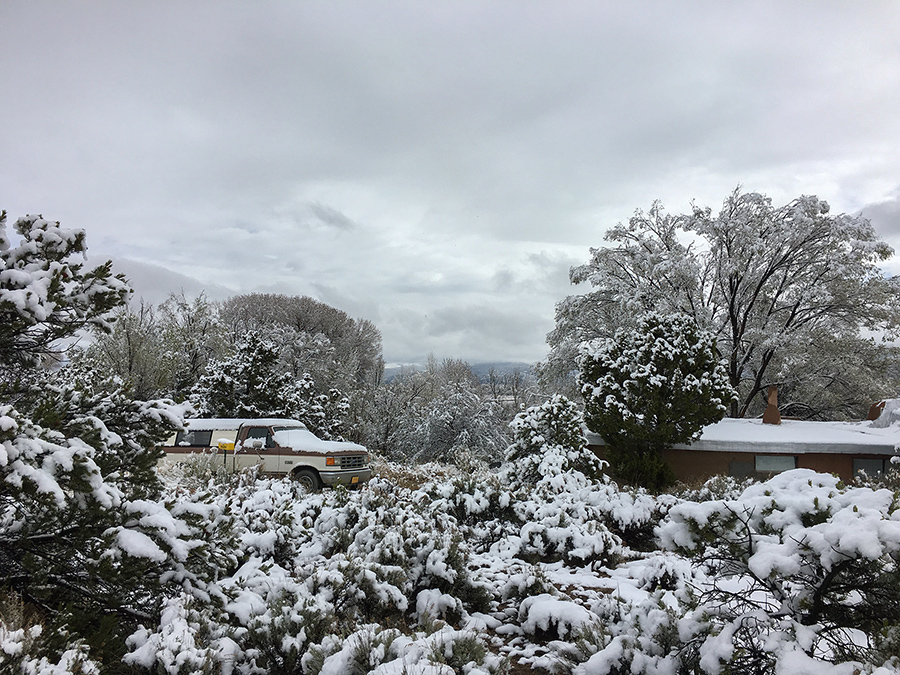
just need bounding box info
[853,456,900,492]
[565,594,690,675]
[157,448,236,492]
[503,395,606,487]
[519,594,597,641]
[674,473,756,502]
[427,629,507,674]
[498,564,556,602]
[124,594,218,675]
[304,625,506,675]
[425,471,517,529]
[579,312,736,489]
[658,469,900,669]
[303,624,402,675]
[0,590,102,675]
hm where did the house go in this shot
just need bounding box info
[584,399,900,484]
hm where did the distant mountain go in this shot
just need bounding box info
[469,362,535,382]
[108,257,234,306]
[383,361,534,383]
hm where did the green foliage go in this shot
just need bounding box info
[659,470,900,668]
[189,330,351,438]
[0,212,130,368]
[505,394,606,486]
[190,330,289,418]
[579,312,736,489]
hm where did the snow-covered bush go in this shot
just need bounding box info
[579,312,736,489]
[0,590,102,675]
[373,359,511,466]
[0,212,130,368]
[504,394,606,487]
[658,469,900,670]
[674,473,755,502]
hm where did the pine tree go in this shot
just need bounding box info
[0,211,188,665]
[579,312,736,488]
[504,395,606,486]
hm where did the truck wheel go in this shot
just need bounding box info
[292,468,321,492]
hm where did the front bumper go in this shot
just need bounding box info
[320,467,373,486]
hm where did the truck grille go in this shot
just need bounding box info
[340,455,366,469]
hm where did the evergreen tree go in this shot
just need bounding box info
[0,212,188,665]
[190,330,350,438]
[504,394,606,486]
[190,330,291,418]
[579,312,736,489]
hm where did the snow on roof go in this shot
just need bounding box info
[586,417,900,456]
[183,418,306,431]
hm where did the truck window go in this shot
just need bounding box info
[175,430,213,447]
[244,426,275,448]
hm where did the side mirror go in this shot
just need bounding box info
[251,439,264,450]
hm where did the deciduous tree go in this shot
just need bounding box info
[548,190,900,419]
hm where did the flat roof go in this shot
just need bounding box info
[183,418,306,431]
[585,418,900,456]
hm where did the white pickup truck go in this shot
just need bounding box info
[160,418,372,490]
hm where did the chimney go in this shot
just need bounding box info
[762,386,781,425]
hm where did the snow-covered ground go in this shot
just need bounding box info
[104,460,900,675]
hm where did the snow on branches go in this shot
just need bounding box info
[579,312,736,488]
[551,189,900,419]
[0,212,130,366]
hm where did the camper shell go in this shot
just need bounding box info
[160,417,372,490]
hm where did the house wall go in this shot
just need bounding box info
[588,442,888,484]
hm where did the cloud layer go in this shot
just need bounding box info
[3,1,900,363]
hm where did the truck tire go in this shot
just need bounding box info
[292,468,321,492]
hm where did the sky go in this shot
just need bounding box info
[2,1,900,365]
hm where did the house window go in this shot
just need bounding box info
[755,455,796,474]
[853,458,885,477]
[728,460,754,478]
[175,430,213,447]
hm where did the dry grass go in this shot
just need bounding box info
[369,458,463,490]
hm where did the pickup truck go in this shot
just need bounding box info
[159,417,372,490]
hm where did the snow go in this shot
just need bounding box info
[114,528,167,563]
[272,426,367,454]
[694,417,900,448]
[8,410,900,674]
[183,417,306,431]
[116,460,895,674]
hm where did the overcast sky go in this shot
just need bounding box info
[3,2,900,365]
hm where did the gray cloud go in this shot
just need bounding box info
[3,1,900,363]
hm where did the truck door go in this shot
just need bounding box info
[240,426,275,471]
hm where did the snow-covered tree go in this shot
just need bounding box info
[219,292,383,393]
[378,359,510,465]
[0,212,130,369]
[548,190,900,419]
[0,212,191,666]
[74,301,167,401]
[157,291,225,401]
[579,312,736,488]
[190,330,349,438]
[191,330,294,419]
[657,469,900,671]
[504,394,606,486]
